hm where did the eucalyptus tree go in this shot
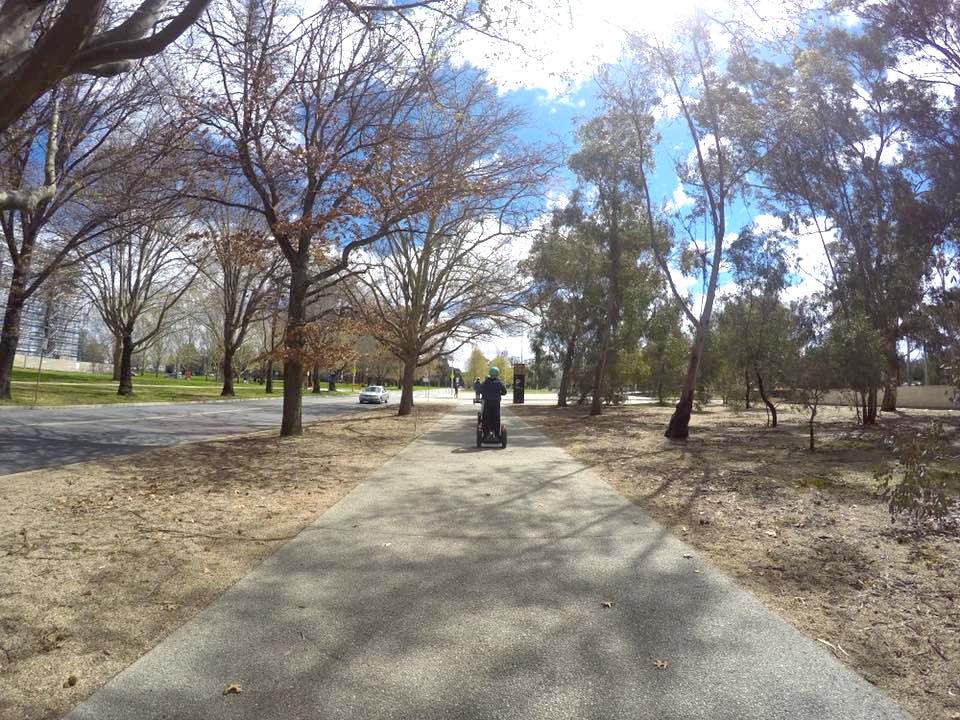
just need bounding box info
[639,299,688,406]
[523,218,601,407]
[731,28,941,414]
[600,14,768,437]
[713,227,793,425]
[565,116,654,416]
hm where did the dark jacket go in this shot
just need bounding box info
[480,377,507,405]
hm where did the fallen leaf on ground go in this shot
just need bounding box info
[223,683,243,695]
[62,675,77,688]
[600,600,614,608]
[682,553,693,559]
[654,659,668,669]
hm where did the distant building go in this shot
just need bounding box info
[0,258,85,361]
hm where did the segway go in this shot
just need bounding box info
[476,398,507,449]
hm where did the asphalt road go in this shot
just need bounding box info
[66,405,907,720]
[0,394,398,476]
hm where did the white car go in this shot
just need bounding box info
[359,385,389,404]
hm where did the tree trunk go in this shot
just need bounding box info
[312,362,321,394]
[809,405,817,451]
[557,332,576,408]
[399,355,417,416]
[112,335,122,380]
[665,338,703,440]
[280,262,307,437]
[117,333,134,395]
[265,359,273,394]
[744,367,751,410]
[880,338,898,412]
[756,370,777,428]
[590,315,613,416]
[865,385,877,425]
[0,287,26,400]
[221,349,235,397]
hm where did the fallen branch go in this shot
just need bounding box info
[139,527,298,543]
[816,637,850,657]
[929,638,948,661]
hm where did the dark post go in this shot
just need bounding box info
[513,363,526,404]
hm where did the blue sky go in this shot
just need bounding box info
[445,0,857,368]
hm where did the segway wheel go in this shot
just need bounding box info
[500,425,507,449]
[476,425,482,448]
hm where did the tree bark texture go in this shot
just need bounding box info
[756,370,777,428]
[280,263,307,437]
[665,339,702,440]
[399,355,416,416]
[0,289,24,400]
[117,333,134,395]
[221,350,235,396]
[265,359,273,393]
[557,331,576,408]
[590,316,613,416]
[881,338,898,412]
[112,335,122,380]
[744,367,751,410]
[312,362,321,393]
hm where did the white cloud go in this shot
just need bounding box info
[664,181,695,213]
[451,0,802,99]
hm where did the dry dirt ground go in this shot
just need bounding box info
[0,403,453,720]
[515,402,960,720]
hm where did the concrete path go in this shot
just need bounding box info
[0,393,422,476]
[65,405,908,720]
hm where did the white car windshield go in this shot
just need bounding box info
[364,386,382,392]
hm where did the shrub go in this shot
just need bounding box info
[875,422,951,531]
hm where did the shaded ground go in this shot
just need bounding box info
[515,402,960,720]
[0,404,453,720]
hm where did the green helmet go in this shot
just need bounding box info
[488,366,500,377]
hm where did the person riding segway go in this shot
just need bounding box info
[476,366,507,448]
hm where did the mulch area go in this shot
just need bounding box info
[515,402,960,720]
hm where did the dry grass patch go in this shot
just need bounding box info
[0,403,453,720]
[515,402,960,720]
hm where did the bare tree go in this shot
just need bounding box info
[0,74,155,398]
[82,217,198,394]
[199,204,282,396]
[179,0,519,435]
[0,0,214,135]
[349,76,546,415]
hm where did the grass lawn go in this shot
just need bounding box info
[4,367,349,406]
[514,402,960,720]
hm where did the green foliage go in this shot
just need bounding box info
[489,354,513,384]
[875,422,952,530]
[638,301,688,404]
[826,312,886,411]
[465,347,488,382]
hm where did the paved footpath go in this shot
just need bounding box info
[65,405,908,720]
